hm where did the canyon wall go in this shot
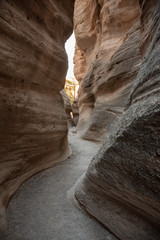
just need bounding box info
[74,0,160,239]
[61,89,74,128]
[0,0,74,230]
[74,0,140,141]
[72,98,79,126]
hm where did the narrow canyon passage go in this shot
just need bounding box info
[0,0,160,239]
[0,129,117,240]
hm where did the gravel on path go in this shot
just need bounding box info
[0,128,117,240]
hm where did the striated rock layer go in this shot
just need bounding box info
[74,0,160,239]
[74,0,140,141]
[0,0,74,230]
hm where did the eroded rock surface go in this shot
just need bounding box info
[0,0,74,230]
[61,89,74,128]
[74,0,160,239]
[74,0,140,141]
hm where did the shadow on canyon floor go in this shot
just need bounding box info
[0,128,117,240]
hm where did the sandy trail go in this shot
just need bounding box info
[0,128,117,240]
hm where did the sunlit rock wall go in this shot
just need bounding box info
[0,0,74,230]
[74,0,160,239]
[74,0,140,141]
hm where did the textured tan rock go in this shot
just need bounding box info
[74,0,140,141]
[74,44,86,84]
[0,0,74,230]
[74,0,160,239]
[61,89,74,128]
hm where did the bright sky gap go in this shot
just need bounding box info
[65,33,75,79]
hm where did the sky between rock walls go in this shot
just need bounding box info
[65,33,75,79]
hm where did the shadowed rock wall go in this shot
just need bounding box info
[72,98,79,126]
[0,0,74,230]
[74,0,160,239]
[61,89,74,128]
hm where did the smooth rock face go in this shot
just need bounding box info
[0,0,74,230]
[74,0,140,141]
[74,0,160,239]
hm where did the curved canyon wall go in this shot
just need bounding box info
[0,0,74,230]
[74,0,141,141]
[74,0,160,239]
[61,89,74,128]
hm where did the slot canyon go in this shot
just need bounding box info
[0,0,160,239]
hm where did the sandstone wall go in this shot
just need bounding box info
[61,89,74,128]
[74,0,140,141]
[0,0,74,230]
[74,0,160,239]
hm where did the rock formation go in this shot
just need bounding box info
[74,44,86,85]
[61,89,74,128]
[0,0,74,230]
[1,0,160,239]
[74,0,140,141]
[72,98,79,126]
[74,0,160,239]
